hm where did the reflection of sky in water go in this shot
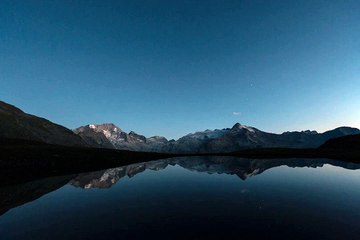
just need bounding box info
[1,157,360,239]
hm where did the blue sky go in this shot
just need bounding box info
[1,0,359,139]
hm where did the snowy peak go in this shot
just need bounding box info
[232,123,242,129]
[75,123,122,135]
[231,122,256,133]
[87,123,122,133]
[74,123,128,148]
[74,123,169,151]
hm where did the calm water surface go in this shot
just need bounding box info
[1,156,360,239]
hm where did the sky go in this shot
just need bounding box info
[1,0,359,139]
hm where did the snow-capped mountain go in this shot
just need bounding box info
[74,122,360,153]
[166,123,360,153]
[166,123,267,153]
[74,123,168,151]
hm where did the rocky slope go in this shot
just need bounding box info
[0,101,86,147]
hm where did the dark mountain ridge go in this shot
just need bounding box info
[320,134,360,151]
[0,101,86,147]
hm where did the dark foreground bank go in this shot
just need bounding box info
[0,138,173,185]
[1,134,359,185]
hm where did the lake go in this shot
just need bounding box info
[1,156,360,239]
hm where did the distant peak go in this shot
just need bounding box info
[232,123,242,129]
[230,122,256,133]
[303,130,318,134]
[150,136,168,140]
[85,123,122,132]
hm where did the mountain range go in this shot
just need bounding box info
[74,122,360,153]
[1,100,359,154]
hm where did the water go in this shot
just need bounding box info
[1,156,360,239]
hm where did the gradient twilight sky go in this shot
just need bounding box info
[1,0,360,139]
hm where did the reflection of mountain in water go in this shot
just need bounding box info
[0,174,75,215]
[1,157,360,216]
[70,161,168,189]
[69,157,360,189]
